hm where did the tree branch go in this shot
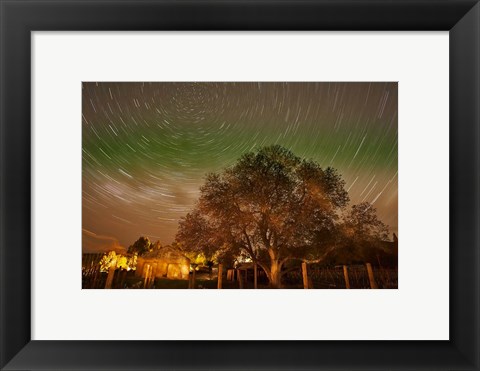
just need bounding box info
[242,229,256,258]
[302,245,337,264]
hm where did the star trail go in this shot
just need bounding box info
[82,82,397,253]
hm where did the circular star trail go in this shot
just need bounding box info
[82,82,397,252]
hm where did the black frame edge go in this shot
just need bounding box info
[450,2,480,369]
[0,0,32,369]
[0,0,478,31]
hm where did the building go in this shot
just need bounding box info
[135,246,190,280]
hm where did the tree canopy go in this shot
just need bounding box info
[177,145,371,287]
[127,236,157,256]
[323,202,394,266]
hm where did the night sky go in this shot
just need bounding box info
[82,82,397,253]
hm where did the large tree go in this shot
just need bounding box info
[127,236,152,256]
[335,202,391,265]
[177,145,349,288]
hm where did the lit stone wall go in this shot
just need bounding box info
[136,256,190,280]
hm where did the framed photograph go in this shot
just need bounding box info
[80,81,399,292]
[1,0,479,370]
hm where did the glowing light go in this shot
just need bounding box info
[99,251,138,272]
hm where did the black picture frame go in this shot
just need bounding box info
[1,1,479,370]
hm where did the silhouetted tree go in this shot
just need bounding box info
[127,236,151,256]
[335,202,390,264]
[177,145,349,288]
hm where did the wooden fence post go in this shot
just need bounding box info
[191,269,196,289]
[151,263,157,282]
[238,270,243,289]
[254,263,258,289]
[343,265,351,289]
[366,263,378,289]
[143,265,150,289]
[105,265,116,289]
[217,264,223,289]
[119,269,127,289]
[302,262,309,289]
[105,267,115,289]
[148,269,153,289]
[114,268,121,288]
[142,264,147,285]
[144,264,155,289]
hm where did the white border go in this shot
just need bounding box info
[32,32,449,340]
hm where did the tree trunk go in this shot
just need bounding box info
[269,260,282,288]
